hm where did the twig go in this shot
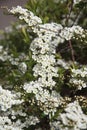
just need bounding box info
[65,0,73,26]
[73,10,83,25]
[68,40,75,62]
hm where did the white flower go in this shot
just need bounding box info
[59,101,87,129]
[0,116,24,130]
[0,85,23,111]
[9,6,42,27]
[71,68,87,78]
[23,81,43,94]
[70,78,86,90]
[0,45,3,52]
[51,101,87,130]
[18,62,27,74]
[35,89,62,116]
[60,25,84,41]
[57,59,69,69]
[73,0,82,4]
[70,67,87,90]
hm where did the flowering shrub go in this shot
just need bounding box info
[0,0,87,130]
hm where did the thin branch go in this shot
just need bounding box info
[73,10,83,25]
[68,40,75,62]
[65,0,73,26]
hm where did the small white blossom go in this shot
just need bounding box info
[57,59,69,69]
[70,67,87,90]
[51,101,87,130]
[59,101,87,130]
[9,6,42,27]
[73,0,82,4]
[18,62,27,74]
[24,116,40,126]
[0,116,24,130]
[0,85,23,111]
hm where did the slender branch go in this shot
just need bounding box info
[73,9,83,25]
[68,40,75,62]
[65,0,73,26]
[58,46,70,53]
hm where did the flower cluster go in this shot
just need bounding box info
[0,3,87,130]
[60,26,84,41]
[0,116,22,130]
[0,114,40,130]
[23,80,62,116]
[57,59,70,69]
[73,0,82,4]
[0,45,12,62]
[8,5,87,126]
[50,101,87,130]
[54,0,82,4]
[0,116,24,130]
[0,85,23,111]
[9,6,42,27]
[70,67,87,90]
